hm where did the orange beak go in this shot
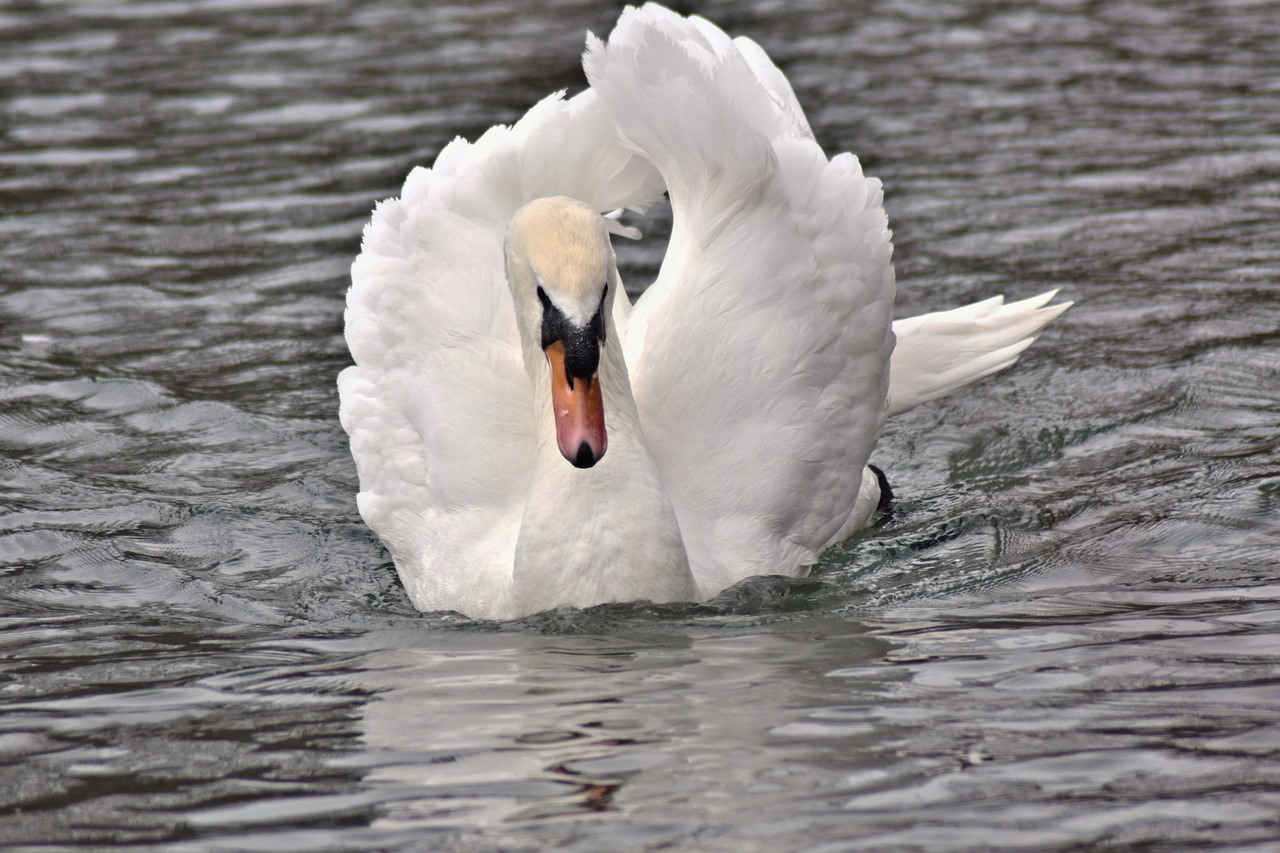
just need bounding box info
[545,340,607,468]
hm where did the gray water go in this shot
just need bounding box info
[2,0,1279,849]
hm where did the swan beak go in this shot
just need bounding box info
[545,340,607,468]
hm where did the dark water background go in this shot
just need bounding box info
[3,0,1279,849]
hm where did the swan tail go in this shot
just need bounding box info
[887,289,1071,417]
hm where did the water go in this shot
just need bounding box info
[2,0,1279,848]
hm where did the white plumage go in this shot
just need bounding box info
[338,4,1069,620]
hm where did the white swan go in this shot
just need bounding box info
[339,4,1069,620]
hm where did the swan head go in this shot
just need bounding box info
[505,197,616,469]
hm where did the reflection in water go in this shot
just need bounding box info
[356,621,892,841]
[2,0,1279,848]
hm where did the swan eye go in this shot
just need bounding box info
[591,285,607,344]
[537,286,560,351]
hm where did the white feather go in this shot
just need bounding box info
[585,4,895,593]
[339,3,1069,619]
[340,88,663,618]
[889,290,1072,416]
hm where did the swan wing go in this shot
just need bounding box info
[888,290,1071,416]
[339,89,664,616]
[585,5,896,593]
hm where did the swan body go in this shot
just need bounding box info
[339,4,1070,620]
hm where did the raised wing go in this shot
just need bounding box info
[339,89,663,615]
[585,5,897,593]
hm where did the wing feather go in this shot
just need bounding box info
[340,89,664,616]
[585,5,896,593]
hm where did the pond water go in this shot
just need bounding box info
[3,0,1279,849]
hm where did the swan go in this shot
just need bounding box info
[339,4,1069,620]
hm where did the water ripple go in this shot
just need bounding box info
[1,0,1278,849]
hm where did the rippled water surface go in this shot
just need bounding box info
[3,0,1279,849]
